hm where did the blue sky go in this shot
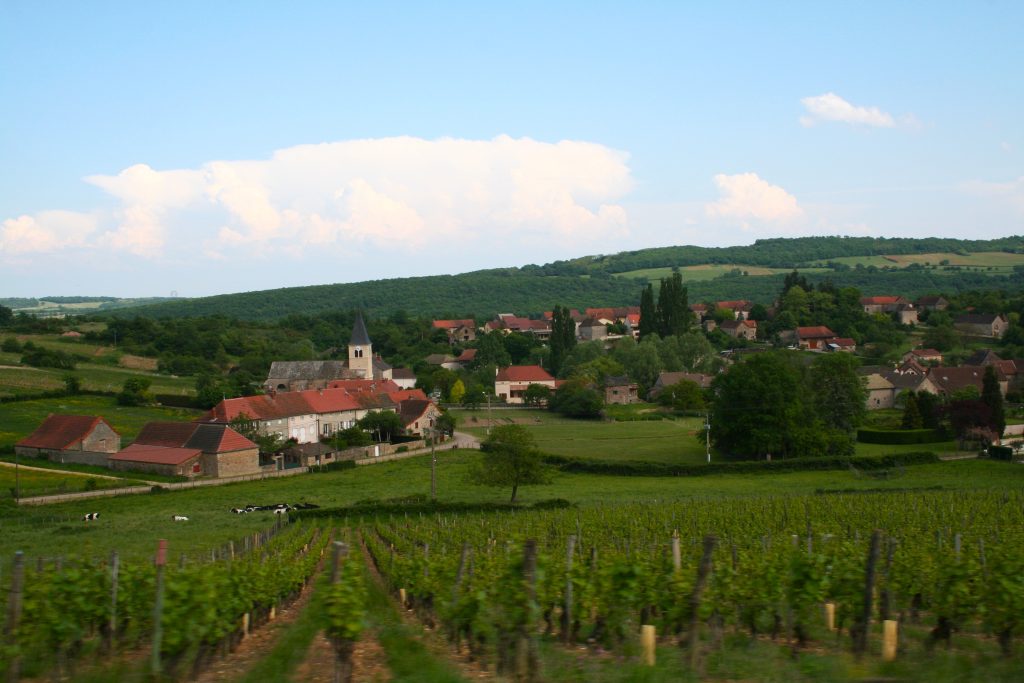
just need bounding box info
[1,1,1021,297]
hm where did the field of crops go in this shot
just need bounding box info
[4,479,1022,681]
[612,264,831,282]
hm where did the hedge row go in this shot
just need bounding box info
[856,428,946,444]
[541,452,941,477]
[290,497,573,520]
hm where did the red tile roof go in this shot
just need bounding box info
[110,444,202,466]
[910,348,942,358]
[861,296,902,305]
[132,422,256,453]
[298,388,362,414]
[16,414,115,450]
[386,389,430,403]
[797,326,837,339]
[432,319,475,330]
[454,348,477,362]
[495,365,556,382]
[326,379,402,395]
[716,300,751,310]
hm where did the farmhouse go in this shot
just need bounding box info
[903,348,943,365]
[720,319,757,341]
[927,366,1008,398]
[649,371,713,400]
[432,319,477,344]
[495,365,557,404]
[399,399,444,436]
[796,326,837,351]
[953,313,1008,338]
[111,422,260,478]
[863,373,896,409]
[604,375,640,405]
[578,317,608,341]
[15,414,121,466]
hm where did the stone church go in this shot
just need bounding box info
[264,314,392,393]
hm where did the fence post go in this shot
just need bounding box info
[151,539,168,676]
[109,550,119,649]
[688,535,717,669]
[4,552,25,683]
[563,535,576,643]
[852,530,881,656]
[882,619,898,661]
[671,530,681,572]
[331,541,352,683]
[641,624,656,666]
[516,540,541,682]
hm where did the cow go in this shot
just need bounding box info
[230,508,248,514]
[172,515,189,522]
[82,512,99,521]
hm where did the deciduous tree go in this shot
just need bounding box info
[473,424,549,502]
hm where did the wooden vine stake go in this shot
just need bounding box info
[4,551,24,683]
[108,550,120,650]
[515,539,541,682]
[883,619,898,662]
[331,541,354,683]
[151,539,168,676]
[688,535,717,670]
[641,624,656,666]
[562,534,576,643]
[824,602,836,632]
[852,530,882,657]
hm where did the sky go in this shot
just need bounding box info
[1,1,1022,298]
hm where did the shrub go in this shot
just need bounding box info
[857,428,946,445]
[988,445,1014,461]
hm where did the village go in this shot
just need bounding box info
[10,282,1021,485]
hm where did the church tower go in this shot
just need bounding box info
[348,313,373,378]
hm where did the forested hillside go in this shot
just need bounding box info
[110,236,1024,320]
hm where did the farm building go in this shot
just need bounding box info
[110,422,260,478]
[15,414,121,466]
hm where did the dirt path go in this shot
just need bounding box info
[358,531,493,682]
[291,630,392,682]
[193,575,322,682]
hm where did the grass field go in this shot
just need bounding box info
[0,394,203,449]
[1,452,1022,562]
[0,465,146,499]
[613,264,831,282]
[0,355,196,398]
[453,408,709,464]
[806,251,1024,272]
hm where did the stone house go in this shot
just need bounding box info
[399,399,444,436]
[495,365,557,404]
[649,372,713,400]
[604,376,640,405]
[954,314,1008,338]
[15,414,121,466]
[915,296,949,311]
[111,422,260,478]
[796,326,837,351]
[864,374,896,409]
[715,300,753,320]
[578,317,608,341]
[927,366,1008,398]
[903,348,943,365]
[432,319,477,344]
[720,319,758,341]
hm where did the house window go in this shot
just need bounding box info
[192,462,201,474]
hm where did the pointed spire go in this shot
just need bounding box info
[350,312,371,347]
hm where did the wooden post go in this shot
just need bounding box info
[516,540,541,682]
[563,535,576,643]
[151,539,168,676]
[331,541,352,683]
[109,550,120,648]
[641,624,656,666]
[242,612,250,639]
[882,619,898,661]
[399,588,407,609]
[688,535,717,669]
[4,552,24,683]
[453,542,470,602]
[852,530,881,656]
[824,602,836,632]
[671,530,681,572]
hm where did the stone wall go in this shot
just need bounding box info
[201,447,260,478]
[79,422,121,453]
[49,450,110,467]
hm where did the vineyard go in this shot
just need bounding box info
[3,488,1024,681]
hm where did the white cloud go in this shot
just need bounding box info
[800,92,897,128]
[705,173,803,224]
[0,210,98,255]
[3,136,633,264]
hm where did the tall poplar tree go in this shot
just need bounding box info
[548,305,577,375]
[638,283,656,340]
[982,365,1006,437]
[655,271,692,337]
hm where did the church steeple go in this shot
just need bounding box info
[348,313,373,378]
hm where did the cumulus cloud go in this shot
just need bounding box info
[0,210,98,255]
[705,173,803,224]
[800,92,897,128]
[1,136,632,265]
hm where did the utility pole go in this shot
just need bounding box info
[486,392,492,435]
[14,447,19,501]
[705,412,711,464]
[430,427,437,501]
